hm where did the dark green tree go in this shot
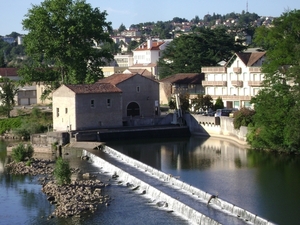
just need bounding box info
[0,78,18,118]
[214,97,224,110]
[248,9,300,152]
[118,23,126,33]
[19,0,113,89]
[158,27,246,79]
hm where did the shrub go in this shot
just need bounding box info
[233,107,256,129]
[11,143,34,162]
[53,157,71,185]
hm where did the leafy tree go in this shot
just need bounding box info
[118,23,126,33]
[192,94,213,112]
[19,0,114,90]
[53,157,71,185]
[248,9,300,152]
[0,78,18,118]
[158,27,246,79]
[214,97,224,110]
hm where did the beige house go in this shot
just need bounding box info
[159,73,205,105]
[97,73,160,119]
[52,83,122,132]
[201,49,266,109]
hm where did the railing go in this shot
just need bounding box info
[249,67,262,73]
[201,67,227,73]
[231,80,243,87]
[202,81,227,87]
[233,67,242,73]
[248,81,262,87]
[210,95,252,101]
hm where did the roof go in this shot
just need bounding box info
[159,73,204,84]
[0,68,19,77]
[97,73,158,85]
[133,41,164,51]
[235,52,266,66]
[64,83,122,94]
[126,69,155,79]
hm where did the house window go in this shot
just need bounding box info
[107,99,111,107]
[65,108,68,114]
[56,108,59,117]
[91,99,94,108]
[136,86,140,92]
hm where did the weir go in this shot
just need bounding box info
[82,146,275,225]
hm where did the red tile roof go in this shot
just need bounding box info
[97,73,158,85]
[65,83,122,94]
[133,41,164,51]
[0,68,19,77]
[159,73,204,84]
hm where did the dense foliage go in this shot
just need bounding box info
[19,0,113,92]
[214,97,224,110]
[11,143,34,162]
[191,95,213,112]
[0,78,18,118]
[248,10,300,152]
[53,157,71,185]
[157,27,246,79]
[0,117,22,134]
[233,107,256,129]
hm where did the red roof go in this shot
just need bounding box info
[65,83,122,94]
[0,68,19,77]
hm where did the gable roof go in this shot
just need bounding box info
[64,83,122,94]
[159,73,204,84]
[97,73,158,85]
[235,52,266,66]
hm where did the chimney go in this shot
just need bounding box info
[147,38,152,49]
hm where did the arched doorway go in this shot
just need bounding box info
[127,102,140,117]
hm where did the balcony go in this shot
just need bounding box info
[233,67,242,73]
[202,81,227,87]
[248,81,262,87]
[231,80,243,87]
[210,95,252,101]
[249,67,262,73]
[201,67,227,73]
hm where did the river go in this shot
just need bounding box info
[1,136,300,225]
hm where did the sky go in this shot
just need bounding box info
[1,0,300,36]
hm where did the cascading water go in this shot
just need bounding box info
[82,146,275,225]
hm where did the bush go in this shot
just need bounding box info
[11,143,34,162]
[53,157,71,185]
[233,107,256,129]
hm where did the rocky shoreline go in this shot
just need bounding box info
[5,157,111,219]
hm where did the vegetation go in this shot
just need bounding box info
[214,97,224,110]
[248,10,300,153]
[0,78,18,118]
[11,143,34,162]
[191,95,213,112]
[0,117,22,134]
[157,27,246,79]
[53,157,71,185]
[233,107,256,129]
[18,0,114,97]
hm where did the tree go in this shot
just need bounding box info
[157,27,246,79]
[19,0,113,90]
[0,78,18,118]
[192,94,213,112]
[53,157,71,185]
[248,10,300,152]
[214,97,224,110]
[118,23,126,33]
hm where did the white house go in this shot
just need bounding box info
[201,49,266,109]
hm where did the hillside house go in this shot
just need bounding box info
[201,49,266,109]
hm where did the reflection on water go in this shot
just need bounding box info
[107,136,300,225]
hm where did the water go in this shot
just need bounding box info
[106,136,300,225]
[1,136,300,225]
[0,140,189,225]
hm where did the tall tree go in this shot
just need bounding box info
[0,78,18,118]
[157,27,246,79]
[19,0,113,89]
[249,9,300,152]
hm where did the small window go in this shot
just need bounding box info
[136,86,140,92]
[91,99,94,108]
[56,108,59,117]
[107,99,111,107]
[65,108,68,114]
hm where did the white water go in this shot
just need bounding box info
[82,147,275,225]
